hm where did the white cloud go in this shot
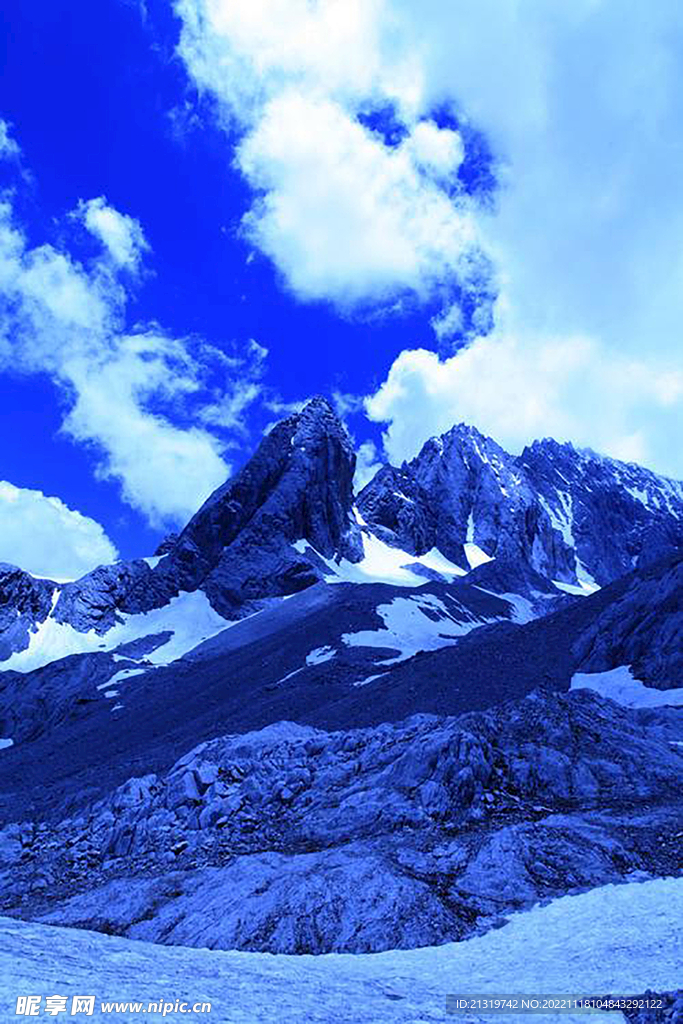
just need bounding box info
[61,333,229,525]
[175,0,416,118]
[406,120,464,178]
[0,174,262,528]
[0,480,117,579]
[175,0,482,326]
[78,197,149,270]
[353,440,382,491]
[366,332,683,476]
[390,0,683,367]
[236,92,478,309]
[172,0,682,479]
[332,390,366,419]
[0,120,20,160]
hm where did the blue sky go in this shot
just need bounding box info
[1,0,682,577]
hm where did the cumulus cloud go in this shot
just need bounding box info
[175,0,489,332]
[0,161,263,527]
[177,0,683,479]
[0,480,117,579]
[366,332,683,477]
[78,197,149,270]
[60,333,231,524]
[236,93,479,309]
[395,0,683,368]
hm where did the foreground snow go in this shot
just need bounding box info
[1,878,681,1022]
[571,665,683,708]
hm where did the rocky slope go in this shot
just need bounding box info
[0,400,681,981]
[1,688,680,954]
[0,528,680,827]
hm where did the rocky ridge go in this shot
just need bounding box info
[358,424,683,586]
[1,688,681,954]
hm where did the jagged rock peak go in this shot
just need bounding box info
[0,399,364,654]
[182,394,358,557]
[118,396,363,616]
[358,420,683,586]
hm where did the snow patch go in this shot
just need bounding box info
[464,542,493,569]
[575,558,599,592]
[102,667,148,689]
[466,509,475,544]
[353,672,389,688]
[413,547,465,577]
[497,593,536,624]
[342,593,489,663]
[273,667,305,687]
[0,738,13,750]
[571,665,683,708]
[301,530,465,587]
[306,646,336,666]
[553,579,599,596]
[2,591,231,674]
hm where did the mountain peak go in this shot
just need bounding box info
[130,395,361,616]
[359,419,683,585]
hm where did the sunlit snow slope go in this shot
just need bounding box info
[1,879,680,1023]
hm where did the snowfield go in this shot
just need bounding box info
[1,878,681,1022]
[571,666,683,708]
[2,590,231,674]
[295,519,466,588]
[342,593,490,662]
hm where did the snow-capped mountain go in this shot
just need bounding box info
[2,400,682,684]
[0,398,682,1008]
[358,423,683,586]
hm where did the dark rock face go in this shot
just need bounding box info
[121,396,363,617]
[53,561,153,634]
[153,533,179,557]
[358,424,683,586]
[519,438,683,583]
[356,464,437,554]
[0,565,55,660]
[0,398,364,652]
[573,553,683,689]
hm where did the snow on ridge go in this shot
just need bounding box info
[571,666,683,709]
[538,492,599,591]
[0,878,681,1022]
[2,591,231,674]
[553,579,598,597]
[295,528,465,588]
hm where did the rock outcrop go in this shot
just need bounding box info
[1,689,680,954]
